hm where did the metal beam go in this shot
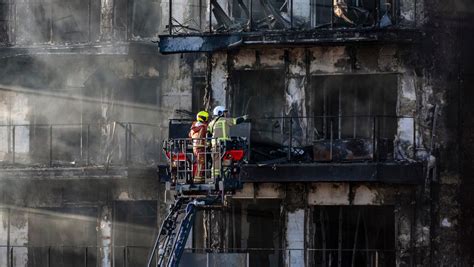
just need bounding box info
[0,166,157,180]
[158,28,421,54]
[240,162,424,184]
[159,34,242,54]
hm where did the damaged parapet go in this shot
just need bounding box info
[0,0,162,50]
[159,0,421,53]
[168,0,418,34]
[160,0,420,53]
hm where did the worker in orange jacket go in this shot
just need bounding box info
[188,111,210,183]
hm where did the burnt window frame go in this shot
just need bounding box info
[112,200,158,266]
[308,73,399,141]
[14,0,100,45]
[310,205,396,266]
[113,0,161,41]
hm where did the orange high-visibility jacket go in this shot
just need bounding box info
[188,121,208,147]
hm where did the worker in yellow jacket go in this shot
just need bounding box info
[208,106,248,178]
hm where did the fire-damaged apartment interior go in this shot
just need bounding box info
[0,0,473,266]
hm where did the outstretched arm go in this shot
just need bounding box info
[235,115,250,124]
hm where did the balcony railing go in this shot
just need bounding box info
[165,0,418,35]
[0,245,396,267]
[247,115,417,164]
[0,245,150,267]
[166,115,418,165]
[0,122,162,167]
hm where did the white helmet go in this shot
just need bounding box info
[213,106,227,116]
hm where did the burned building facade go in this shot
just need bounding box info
[0,0,473,266]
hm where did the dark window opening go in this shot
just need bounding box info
[231,72,398,163]
[192,76,206,114]
[119,78,159,105]
[113,201,157,267]
[309,74,398,161]
[231,70,286,145]
[51,0,99,43]
[250,0,288,30]
[312,206,395,267]
[208,0,292,32]
[311,0,333,26]
[0,1,13,44]
[28,207,98,267]
[131,0,160,39]
[310,74,398,140]
[113,0,132,40]
[16,1,51,44]
[114,0,160,40]
[230,199,284,267]
[15,0,100,44]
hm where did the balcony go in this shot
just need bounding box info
[0,122,161,179]
[0,0,159,56]
[166,115,424,185]
[241,115,422,184]
[159,0,421,53]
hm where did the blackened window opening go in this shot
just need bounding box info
[310,74,398,140]
[231,70,286,145]
[192,76,207,113]
[113,0,162,39]
[0,1,13,44]
[129,0,160,39]
[230,199,284,267]
[113,201,158,267]
[15,0,101,44]
[312,206,396,267]
[27,207,99,267]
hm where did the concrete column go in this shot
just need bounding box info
[284,183,307,267]
[99,205,112,267]
[396,73,417,159]
[0,93,30,163]
[204,210,224,251]
[240,202,249,249]
[285,49,309,146]
[159,55,193,119]
[286,209,305,267]
[10,210,28,267]
[0,208,28,267]
[395,203,414,266]
[100,0,114,41]
[211,53,228,107]
[0,208,8,267]
[193,211,205,249]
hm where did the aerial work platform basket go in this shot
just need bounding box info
[162,136,247,194]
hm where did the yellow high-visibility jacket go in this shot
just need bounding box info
[208,117,238,141]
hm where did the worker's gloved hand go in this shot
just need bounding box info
[236,115,250,124]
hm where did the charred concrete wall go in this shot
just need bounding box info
[0,1,196,266]
[423,0,474,266]
[203,45,418,157]
[225,183,418,266]
[0,52,192,265]
[0,52,196,166]
[0,170,164,266]
[459,12,474,267]
[184,8,471,263]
